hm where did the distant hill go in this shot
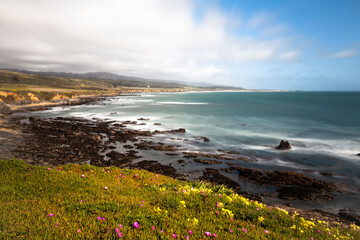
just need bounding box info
[2,68,242,89]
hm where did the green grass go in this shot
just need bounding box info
[0,159,359,239]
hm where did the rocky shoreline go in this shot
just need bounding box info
[0,98,359,226]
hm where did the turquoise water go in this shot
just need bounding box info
[37,91,360,211]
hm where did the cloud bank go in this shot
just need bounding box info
[0,0,300,84]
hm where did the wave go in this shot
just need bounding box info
[157,101,208,105]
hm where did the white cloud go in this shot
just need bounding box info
[328,49,358,59]
[0,0,300,82]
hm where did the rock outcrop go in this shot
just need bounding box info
[276,140,291,150]
[0,102,11,114]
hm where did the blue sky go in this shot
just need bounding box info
[0,0,359,90]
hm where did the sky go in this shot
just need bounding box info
[0,0,359,90]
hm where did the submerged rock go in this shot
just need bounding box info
[276,140,291,150]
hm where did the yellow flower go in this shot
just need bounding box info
[179,200,186,208]
[258,216,265,223]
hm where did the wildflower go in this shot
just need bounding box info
[104,187,108,190]
[229,229,233,233]
[118,224,123,228]
[161,230,164,233]
[81,175,85,178]
[55,222,59,227]
[205,232,211,236]
[140,204,143,207]
[186,236,189,239]
[97,216,102,220]
[215,212,219,215]
[47,168,51,170]
[242,229,247,233]
[213,233,218,237]
[80,200,83,203]
[115,229,120,233]
[179,200,186,208]
[29,173,31,176]
[102,218,106,221]
[48,214,54,217]
[155,175,158,177]
[216,202,223,207]
[264,230,269,234]
[77,229,81,232]
[188,231,193,235]
[118,232,123,238]
[133,222,140,229]
[252,225,256,228]
[134,174,138,178]
[317,230,321,233]
[151,226,155,230]
[258,216,265,223]
[172,234,177,238]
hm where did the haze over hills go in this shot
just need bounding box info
[2,68,242,89]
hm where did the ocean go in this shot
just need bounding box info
[35,91,360,212]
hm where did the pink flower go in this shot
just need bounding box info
[81,175,85,178]
[106,171,110,173]
[97,216,102,220]
[229,229,233,233]
[256,208,260,211]
[29,173,31,176]
[118,224,123,228]
[102,218,106,221]
[252,225,256,228]
[47,168,51,170]
[104,187,108,190]
[242,228,247,233]
[317,230,321,233]
[77,229,81,233]
[219,194,223,197]
[134,174,138,178]
[188,231,193,235]
[155,175,158,177]
[213,233,218,237]
[133,222,140,229]
[205,232,211,236]
[230,218,234,221]
[117,232,123,238]
[264,230,269,234]
[48,214,54,217]
[55,222,59,227]
[140,204,143,207]
[151,226,155,230]
[161,230,164,233]
[80,200,83,203]
[186,236,189,239]
[215,212,219,215]
[172,234,177,238]
[115,228,120,233]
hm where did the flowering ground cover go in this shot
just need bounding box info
[0,159,359,239]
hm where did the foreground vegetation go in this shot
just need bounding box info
[0,159,359,239]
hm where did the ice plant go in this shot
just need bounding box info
[81,175,85,178]
[172,234,177,238]
[265,230,269,234]
[242,229,247,233]
[188,231,193,235]
[118,224,123,228]
[47,168,51,170]
[115,229,120,233]
[151,226,155,230]
[77,229,81,233]
[48,214,54,217]
[213,233,218,237]
[97,216,102,220]
[133,222,140,229]
[205,232,211,236]
[117,233,123,238]
[104,187,108,190]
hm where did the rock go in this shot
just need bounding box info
[194,159,222,165]
[154,123,161,125]
[0,102,12,114]
[276,140,291,150]
[200,168,241,191]
[339,209,360,226]
[357,153,360,157]
[130,160,186,180]
[137,118,150,121]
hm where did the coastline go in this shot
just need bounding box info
[1,95,359,226]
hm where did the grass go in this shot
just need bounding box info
[0,159,359,239]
